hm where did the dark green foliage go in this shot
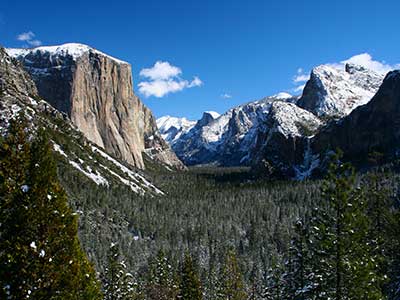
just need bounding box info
[145,250,178,300]
[179,252,203,300]
[282,219,314,300]
[102,243,138,300]
[0,116,101,299]
[218,250,247,300]
[275,155,389,300]
[10,112,400,299]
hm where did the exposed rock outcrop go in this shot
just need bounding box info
[7,43,184,170]
[0,46,165,194]
[297,63,384,119]
[311,70,400,167]
[250,101,322,177]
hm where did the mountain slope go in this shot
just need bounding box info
[0,46,163,195]
[311,70,400,168]
[6,43,184,170]
[297,63,384,118]
[160,93,321,167]
[158,62,388,177]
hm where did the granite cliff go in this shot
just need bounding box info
[7,43,184,170]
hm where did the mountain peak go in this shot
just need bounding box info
[203,111,220,119]
[272,92,293,100]
[298,62,385,118]
[6,43,128,65]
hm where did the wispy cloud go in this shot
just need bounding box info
[16,31,42,47]
[221,93,232,99]
[292,68,309,92]
[293,84,306,93]
[138,61,202,98]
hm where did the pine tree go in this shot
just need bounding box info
[263,257,285,300]
[305,154,386,299]
[282,219,314,300]
[0,117,102,299]
[247,264,264,300]
[218,249,247,300]
[146,249,178,300]
[365,172,397,299]
[179,252,203,300]
[102,242,138,300]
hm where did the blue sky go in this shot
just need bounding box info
[1,0,400,120]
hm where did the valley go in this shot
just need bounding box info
[1,34,400,299]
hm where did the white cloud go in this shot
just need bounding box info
[16,31,42,47]
[28,40,42,47]
[17,31,35,41]
[293,84,306,93]
[221,93,232,99]
[340,53,400,74]
[292,68,309,92]
[293,74,309,83]
[139,61,181,80]
[188,76,203,88]
[138,61,202,98]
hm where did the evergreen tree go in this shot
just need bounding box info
[263,258,285,300]
[306,155,386,299]
[247,264,264,300]
[0,117,101,299]
[146,249,178,300]
[218,249,247,300]
[282,219,313,300]
[102,242,138,300]
[179,252,203,300]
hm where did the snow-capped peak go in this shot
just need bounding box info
[156,116,196,132]
[6,43,128,65]
[156,116,196,145]
[298,62,385,118]
[272,92,293,100]
[204,111,220,119]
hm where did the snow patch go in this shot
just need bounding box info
[69,160,109,186]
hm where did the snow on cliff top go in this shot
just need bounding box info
[6,43,129,65]
[305,63,384,117]
[204,111,220,119]
[270,101,322,138]
[272,92,293,99]
[156,116,196,132]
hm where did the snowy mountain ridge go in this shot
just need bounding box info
[158,62,388,176]
[297,63,384,118]
[156,116,196,145]
[7,43,129,65]
[161,93,311,166]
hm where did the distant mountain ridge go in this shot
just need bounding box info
[158,62,393,178]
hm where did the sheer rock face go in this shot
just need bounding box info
[7,44,184,170]
[311,70,400,166]
[297,63,384,119]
